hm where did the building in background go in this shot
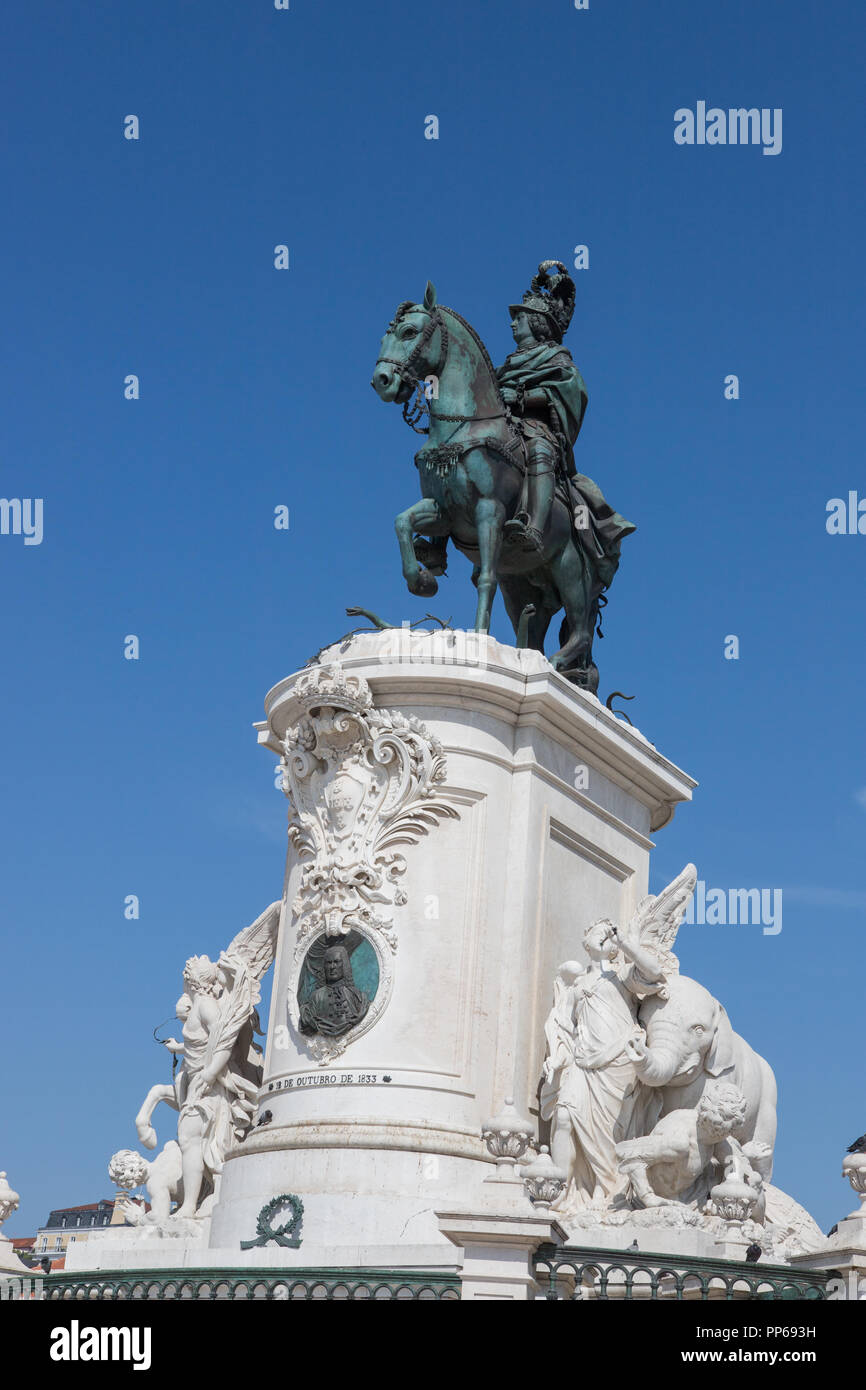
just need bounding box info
[33,1199,119,1270]
[9,1236,35,1268]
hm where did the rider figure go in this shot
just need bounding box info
[498,261,587,555]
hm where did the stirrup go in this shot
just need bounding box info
[503,511,530,540]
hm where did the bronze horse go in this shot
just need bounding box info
[372,282,629,690]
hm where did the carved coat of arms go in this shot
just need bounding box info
[278,664,459,1059]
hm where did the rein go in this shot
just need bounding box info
[377,304,513,435]
[376,307,447,432]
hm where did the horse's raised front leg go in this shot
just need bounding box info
[473,495,506,632]
[135,1083,179,1150]
[394,496,443,598]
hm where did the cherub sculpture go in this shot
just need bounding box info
[121,901,281,1223]
[108,1145,184,1225]
[540,866,697,1211]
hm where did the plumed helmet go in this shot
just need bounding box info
[509,260,576,341]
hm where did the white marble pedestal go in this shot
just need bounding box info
[791,1204,866,1300]
[0,1236,29,1275]
[205,631,694,1273]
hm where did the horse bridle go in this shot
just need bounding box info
[374,306,447,432]
[376,304,510,434]
[376,305,447,389]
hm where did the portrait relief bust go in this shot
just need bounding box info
[298,936,373,1038]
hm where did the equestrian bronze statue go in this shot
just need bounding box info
[371,260,634,693]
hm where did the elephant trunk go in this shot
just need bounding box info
[634,1012,697,1086]
[635,1044,680,1087]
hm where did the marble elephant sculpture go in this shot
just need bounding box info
[627,974,778,1180]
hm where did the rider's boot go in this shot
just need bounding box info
[504,444,556,555]
[521,466,555,554]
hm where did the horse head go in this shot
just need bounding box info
[371,281,443,404]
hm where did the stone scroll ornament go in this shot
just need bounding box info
[280,664,460,1058]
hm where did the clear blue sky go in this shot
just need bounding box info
[2,0,863,1237]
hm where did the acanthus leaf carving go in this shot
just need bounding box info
[279,664,459,958]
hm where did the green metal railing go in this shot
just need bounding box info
[40,1249,833,1302]
[534,1245,833,1301]
[43,1267,460,1301]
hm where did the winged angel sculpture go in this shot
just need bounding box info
[110,902,281,1226]
[541,864,778,1217]
[541,866,697,1211]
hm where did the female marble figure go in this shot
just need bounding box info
[158,953,263,1218]
[132,902,280,1221]
[540,867,697,1211]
